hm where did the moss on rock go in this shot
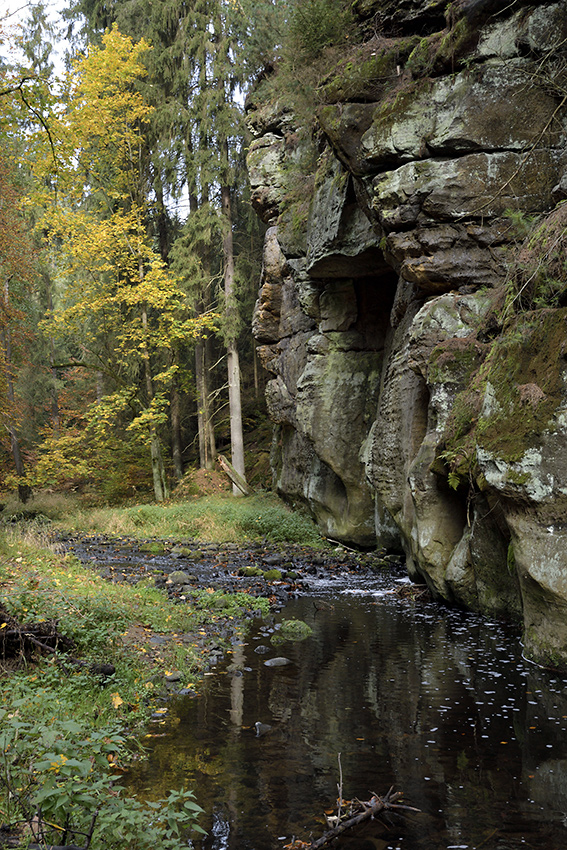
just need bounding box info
[438,309,567,485]
[271,618,313,646]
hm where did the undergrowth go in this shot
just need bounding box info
[0,491,324,547]
[0,672,206,849]
[0,529,270,848]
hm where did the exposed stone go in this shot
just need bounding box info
[306,155,386,277]
[374,151,560,231]
[361,63,561,168]
[247,134,286,223]
[247,0,567,663]
[168,570,194,585]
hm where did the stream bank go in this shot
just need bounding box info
[62,534,398,684]
[63,534,567,850]
[124,590,567,850]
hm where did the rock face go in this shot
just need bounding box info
[247,0,567,665]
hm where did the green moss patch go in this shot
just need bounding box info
[270,618,313,646]
[440,309,567,475]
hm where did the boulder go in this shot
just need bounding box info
[247,0,567,663]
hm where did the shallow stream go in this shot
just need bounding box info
[121,572,567,850]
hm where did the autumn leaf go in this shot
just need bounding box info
[111,693,124,709]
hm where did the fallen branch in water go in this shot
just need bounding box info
[311,788,419,850]
[391,584,432,602]
[284,786,420,850]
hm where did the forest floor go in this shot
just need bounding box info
[0,488,395,849]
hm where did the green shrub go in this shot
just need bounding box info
[288,0,352,58]
[0,676,205,849]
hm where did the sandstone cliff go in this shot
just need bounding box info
[247,0,567,666]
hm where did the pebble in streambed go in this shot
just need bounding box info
[61,535,406,692]
[64,534,404,607]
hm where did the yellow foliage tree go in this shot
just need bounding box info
[33,27,216,500]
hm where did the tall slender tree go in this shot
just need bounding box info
[32,27,216,499]
[0,154,37,501]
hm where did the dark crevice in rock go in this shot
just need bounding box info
[247,0,567,666]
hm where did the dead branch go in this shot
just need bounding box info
[307,788,420,850]
[218,454,254,495]
[0,605,75,664]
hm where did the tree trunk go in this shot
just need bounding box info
[1,278,30,503]
[141,302,169,501]
[170,368,184,481]
[221,181,246,495]
[205,335,216,466]
[195,338,216,471]
[44,274,60,435]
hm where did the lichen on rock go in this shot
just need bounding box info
[246,0,567,666]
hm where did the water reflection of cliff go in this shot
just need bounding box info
[125,595,567,850]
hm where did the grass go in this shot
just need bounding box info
[0,528,269,722]
[0,488,322,847]
[0,525,272,847]
[1,490,325,547]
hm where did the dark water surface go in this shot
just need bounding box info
[124,580,567,850]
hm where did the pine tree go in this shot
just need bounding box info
[29,27,217,499]
[65,0,277,488]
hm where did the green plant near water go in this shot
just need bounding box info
[1,542,214,656]
[0,670,205,849]
[20,493,324,547]
[0,532,268,720]
[0,520,273,847]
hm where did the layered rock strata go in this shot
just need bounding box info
[247,0,567,665]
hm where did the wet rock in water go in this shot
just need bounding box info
[255,721,272,736]
[170,546,192,559]
[140,541,167,554]
[239,566,264,577]
[264,656,292,667]
[168,570,194,585]
[271,618,312,646]
[151,708,168,721]
[382,554,404,565]
[254,644,270,654]
[263,554,285,566]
